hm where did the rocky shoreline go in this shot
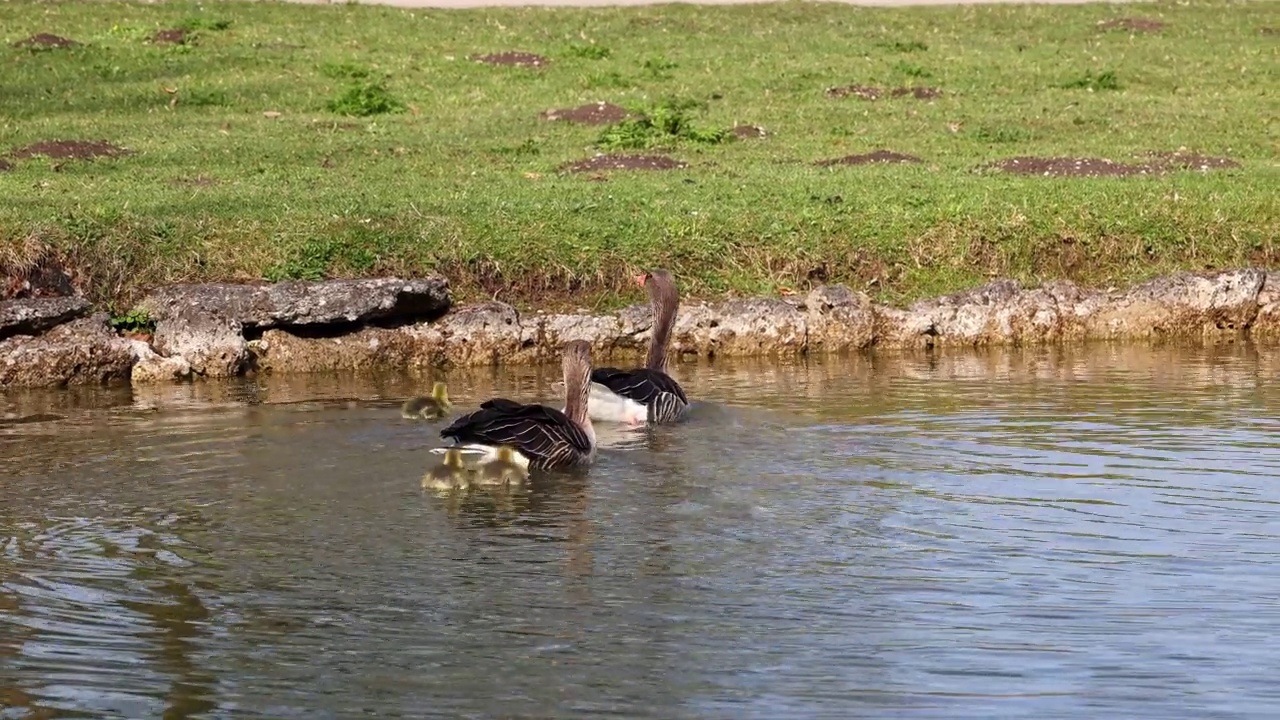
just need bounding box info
[1,268,1277,388]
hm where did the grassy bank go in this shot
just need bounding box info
[0,0,1276,313]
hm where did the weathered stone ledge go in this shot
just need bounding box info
[1,268,1278,388]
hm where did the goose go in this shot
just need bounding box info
[401,381,452,420]
[587,269,690,425]
[421,447,473,491]
[474,445,530,485]
[433,340,597,471]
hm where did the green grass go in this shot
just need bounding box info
[0,0,1277,311]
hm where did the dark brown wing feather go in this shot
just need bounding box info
[439,398,592,470]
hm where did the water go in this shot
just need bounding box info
[2,343,1280,719]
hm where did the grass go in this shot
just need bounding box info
[0,0,1277,312]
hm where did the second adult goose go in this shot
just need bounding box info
[588,269,690,425]
[434,340,597,471]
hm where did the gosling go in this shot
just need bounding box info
[421,447,473,491]
[474,445,530,486]
[401,381,452,420]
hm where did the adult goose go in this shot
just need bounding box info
[588,268,690,425]
[435,340,597,471]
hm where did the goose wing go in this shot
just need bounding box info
[590,367,689,406]
[440,398,592,468]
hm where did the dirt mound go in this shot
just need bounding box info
[826,85,882,100]
[473,52,548,68]
[559,153,687,173]
[732,125,767,139]
[9,140,132,161]
[540,102,628,125]
[13,33,78,49]
[151,29,189,45]
[1097,17,1165,32]
[891,86,943,100]
[818,150,922,166]
[1146,151,1240,172]
[990,156,1155,178]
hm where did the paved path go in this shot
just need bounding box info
[279,0,1122,8]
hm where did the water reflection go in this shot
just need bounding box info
[1,343,1279,718]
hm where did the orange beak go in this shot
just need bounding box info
[632,273,647,288]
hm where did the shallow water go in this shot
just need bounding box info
[3,344,1280,719]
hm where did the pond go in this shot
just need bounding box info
[2,344,1279,719]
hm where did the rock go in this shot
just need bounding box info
[672,298,808,358]
[0,314,133,387]
[432,301,534,367]
[150,309,248,379]
[537,312,631,359]
[1083,269,1265,340]
[253,325,430,374]
[137,277,451,329]
[128,339,191,385]
[801,284,875,352]
[1250,272,1280,337]
[136,277,452,377]
[0,296,90,339]
[876,279,1054,348]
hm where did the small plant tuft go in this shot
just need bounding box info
[642,56,678,78]
[110,308,154,333]
[892,61,932,78]
[597,97,730,150]
[1059,69,1121,91]
[178,17,231,32]
[564,43,611,60]
[881,40,929,53]
[326,81,405,116]
[320,61,373,79]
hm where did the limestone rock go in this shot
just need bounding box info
[1249,272,1280,337]
[0,296,90,338]
[801,284,875,352]
[128,339,191,385]
[1083,269,1265,339]
[0,314,133,387]
[137,277,451,329]
[432,301,534,367]
[672,298,808,358]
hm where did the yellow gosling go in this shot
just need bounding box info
[474,445,530,486]
[401,381,452,420]
[421,447,473,491]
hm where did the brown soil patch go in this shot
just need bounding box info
[2,251,78,300]
[732,125,767,139]
[540,102,628,125]
[151,29,189,45]
[473,52,548,68]
[13,33,78,49]
[559,153,687,173]
[1263,28,1278,36]
[1145,151,1240,172]
[1097,17,1165,32]
[9,140,132,161]
[891,86,943,100]
[818,150,923,166]
[990,156,1156,178]
[826,85,882,100]
[172,175,218,187]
